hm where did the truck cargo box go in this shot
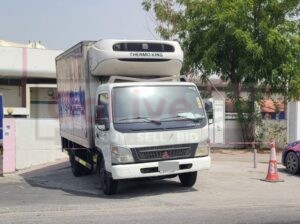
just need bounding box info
[56,41,98,148]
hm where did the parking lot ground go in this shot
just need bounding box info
[0,150,299,224]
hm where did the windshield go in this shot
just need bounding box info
[112,85,207,132]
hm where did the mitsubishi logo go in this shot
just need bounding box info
[162,151,170,160]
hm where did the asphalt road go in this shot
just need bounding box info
[0,150,299,224]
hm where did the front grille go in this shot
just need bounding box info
[131,144,198,162]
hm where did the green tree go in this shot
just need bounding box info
[143,0,300,144]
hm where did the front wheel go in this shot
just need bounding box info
[285,151,300,175]
[98,157,118,195]
[179,171,197,187]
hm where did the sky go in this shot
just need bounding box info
[0,0,158,50]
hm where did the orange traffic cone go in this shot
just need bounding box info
[261,142,284,182]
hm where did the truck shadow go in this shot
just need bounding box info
[20,161,197,199]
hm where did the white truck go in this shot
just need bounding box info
[56,39,211,195]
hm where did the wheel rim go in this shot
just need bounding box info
[286,153,298,173]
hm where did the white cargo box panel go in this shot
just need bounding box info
[56,41,98,148]
[88,39,183,77]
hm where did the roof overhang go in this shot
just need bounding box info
[0,46,62,79]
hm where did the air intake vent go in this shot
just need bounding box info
[113,43,175,52]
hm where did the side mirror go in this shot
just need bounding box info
[95,105,110,131]
[204,100,214,124]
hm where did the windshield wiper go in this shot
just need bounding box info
[116,116,162,125]
[161,114,205,123]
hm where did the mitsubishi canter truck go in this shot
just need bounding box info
[56,39,211,195]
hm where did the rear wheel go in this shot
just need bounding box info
[70,150,92,177]
[98,157,118,195]
[285,151,300,174]
[179,171,197,187]
[70,152,85,177]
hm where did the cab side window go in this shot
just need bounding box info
[97,93,109,121]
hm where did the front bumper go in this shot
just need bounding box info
[111,156,211,180]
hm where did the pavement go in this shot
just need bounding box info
[0,150,299,224]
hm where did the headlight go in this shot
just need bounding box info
[195,143,210,157]
[111,146,134,164]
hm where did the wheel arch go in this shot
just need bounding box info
[95,147,105,170]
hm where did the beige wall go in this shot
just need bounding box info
[224,120,244,145]
[211,90,249,100]
[0,46,62,78]
[14,118,67,170]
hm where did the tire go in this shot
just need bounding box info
[98,157,118,195]
[285,151,300,175]
[70,150,92,177]
[179,172,197,187]
[70,153,85,177]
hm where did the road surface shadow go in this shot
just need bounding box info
[20,161,196,199]
[277,167,300,178]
